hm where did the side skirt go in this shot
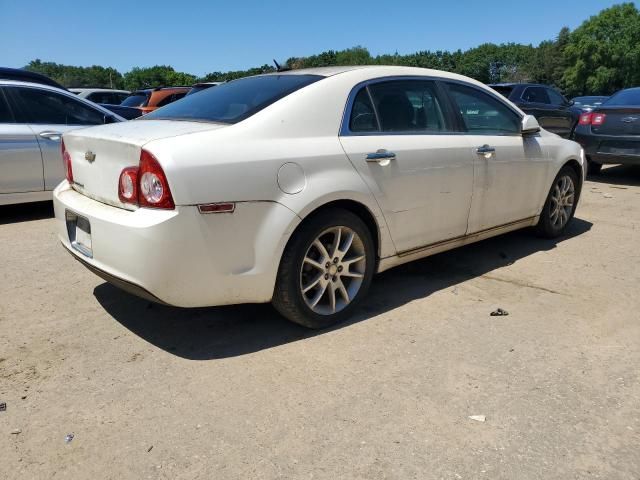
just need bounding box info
[377,216,539,274]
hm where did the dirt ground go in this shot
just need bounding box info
[1,165,640,480]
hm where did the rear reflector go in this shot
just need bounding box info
[591,113,606,126]
[578,113,592,125]
[198,203,236,214]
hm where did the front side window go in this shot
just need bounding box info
[143,74,323,124]
[546,88,567,106]
[522,86,551,104]
[8,87,105,125]
[447,83,521,135]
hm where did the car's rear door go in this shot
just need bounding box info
[6,85,107,190]
[0,87,44,194]
[339,78,474,253]
[443,82,550,233]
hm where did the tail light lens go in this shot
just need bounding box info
[579,113,592,125]
[592,113,607,126]
[117,149,174,209]
[61,139,73,183]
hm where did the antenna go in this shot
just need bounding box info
[273,59,291,72]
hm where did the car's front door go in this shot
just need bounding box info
[339,79,474,254]
[0,88,44,194]
[444,82,550,233]
[6,86,107,190]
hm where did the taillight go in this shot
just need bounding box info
[117,149,174,209]
[118,167,138,203]
[579,113,592,125]
[592,113,606,126]
[61,139,73,183]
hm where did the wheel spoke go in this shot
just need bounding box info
[303,257,325,271]
[313,239,330,262]
[339,231,355,258]
[309,283,328,308]
[331,227,342,259]
[341,270,364,279]
[342,254,365,268]
[302,274,323,293]
[336,279,350,303]
[328,282,337,313]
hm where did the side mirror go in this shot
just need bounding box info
[521,115,540,135]
[567,100,575,107]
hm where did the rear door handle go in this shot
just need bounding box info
[476,144,496,157]
[366,149,396,164]
[39,131,62,141]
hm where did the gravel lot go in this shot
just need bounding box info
[1,166,640,480]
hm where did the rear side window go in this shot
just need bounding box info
[491,86,514,99]
[121,93,150,107]
[156,92,187,107]
[143,74,323,124]
[447,83,521,135]
[7,87,105,125]
[522,86,551,104]
[349,88,377,132]
[0,90,14,122]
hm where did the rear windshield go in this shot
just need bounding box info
[142,74,323,124]
[604,89,640,106]
[121,93,150,107]
[490,86,514,99]
[573,96,607,106]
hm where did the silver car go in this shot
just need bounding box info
[0,80,123,205]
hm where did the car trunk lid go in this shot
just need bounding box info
[64,120,226,209]
[591,106,640,136]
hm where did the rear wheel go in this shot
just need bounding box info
[536,166,579,238]
[272,209,375,329]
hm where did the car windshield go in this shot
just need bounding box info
[142,74,323,124]
[121,93,149,107]
[604,89,640,106]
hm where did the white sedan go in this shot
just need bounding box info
[53,66,584,328]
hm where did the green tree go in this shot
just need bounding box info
[123,66,196,90]
[24,60,124,88]
[563,3,640,95]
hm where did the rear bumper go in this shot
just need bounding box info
[574,130,640,165]
[53,182,300,307]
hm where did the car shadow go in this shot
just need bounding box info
[94,218,592,361]
[0,201,54,225]
[588,165,640,187]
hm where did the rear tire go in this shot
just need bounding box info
[587,159,602,175]
[272,208,375,329]
[536,166,579,238]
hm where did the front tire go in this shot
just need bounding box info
[272,208,375,329]
[536,166,579,238]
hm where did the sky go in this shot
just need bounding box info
[1,0,625,76]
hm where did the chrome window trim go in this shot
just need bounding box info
[340,75,524,137]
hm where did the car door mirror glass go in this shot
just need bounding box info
[521,115,540,135]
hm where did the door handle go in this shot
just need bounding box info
[366,149,396,165]
[39,131,62,141]
[476,144,496,158]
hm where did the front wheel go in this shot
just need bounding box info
[272,208,375,329]
[536,167,579,238]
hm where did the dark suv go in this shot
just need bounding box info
[489,83,579,138]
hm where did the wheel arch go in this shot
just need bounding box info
[561,157,584,199]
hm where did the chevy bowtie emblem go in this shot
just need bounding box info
[622,116,638,123]
[84,151,96,162]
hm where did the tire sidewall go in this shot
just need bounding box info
[284,210,375,328]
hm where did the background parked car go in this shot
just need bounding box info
[571,95,609,112]
[0,67,67,90]
[70,88,130,105]
[99,104,144,120]
[0,79,123,205]
[186,82,222,96]
[120,86,190,114]
[489,83,579,138]
[573,87,640,174]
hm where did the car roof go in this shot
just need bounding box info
[0,67,66,90]
[69,88,130,93]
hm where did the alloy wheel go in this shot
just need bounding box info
[549,174,575,229]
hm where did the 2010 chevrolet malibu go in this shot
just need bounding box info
[53,66,585,328]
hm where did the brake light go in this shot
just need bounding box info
[117,149,174,209]
[61,139,73,183]
[579,113,592,125]
[592,113,607,126]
